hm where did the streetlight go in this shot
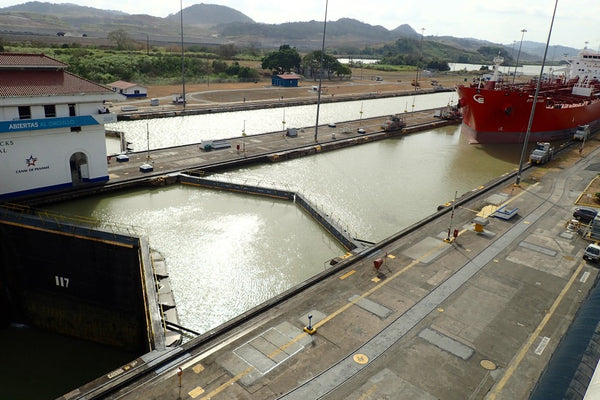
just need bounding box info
[179,0,186,108]
[515,1,558,186]
[513,28,527,84]
[314,0,329,143]
[415,27,425,91]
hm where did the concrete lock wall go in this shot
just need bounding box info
[0,215,150,353]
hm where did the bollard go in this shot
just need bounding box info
[304,314,317,335]
[177,367,183,399]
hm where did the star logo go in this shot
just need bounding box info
[26,155,37,167]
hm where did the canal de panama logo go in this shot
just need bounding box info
[26,154,37,167]
[15,154,49,174]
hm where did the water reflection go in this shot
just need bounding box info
[48,185,345,334]
[217,126,519,241]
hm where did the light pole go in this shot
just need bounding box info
[512,28,527,84]
[180,0,186,109]
[515,1,558,186]
[415,28,425,91]
[314,0,329,143]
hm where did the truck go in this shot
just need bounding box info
[529,142,554,164]
[573,124,590,141]
[381,114,406,131]
[172,94,185,104]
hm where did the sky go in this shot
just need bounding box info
[3,0,600,50]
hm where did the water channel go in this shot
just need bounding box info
[7,93,528,399]
[105,91,459,153]
[51,91,526,335]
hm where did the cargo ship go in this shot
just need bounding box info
[456,50,600,144]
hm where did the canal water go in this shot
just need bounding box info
[105,91,459,153]
[49,123,524,336]
[7,93,526,399]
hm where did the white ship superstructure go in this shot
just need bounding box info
[0,53,124,199]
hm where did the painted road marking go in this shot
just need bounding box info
[353,354,369,364]
[581,271,590,283]
[339,270,356,280]
[192,364,204,373]
[487,261,586,399]
[189,386,205,398]
[534,336,550,355]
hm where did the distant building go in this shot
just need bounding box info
[108,80,148,98]
[271,73,301,87]
[0,53,124,199]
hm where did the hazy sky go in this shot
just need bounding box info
[3,0,599,49]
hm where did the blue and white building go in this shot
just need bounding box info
[108,80,148,98]
[0,53,124,199]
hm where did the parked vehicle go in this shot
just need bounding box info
[381,114,406,131]
[529,142,554,164]
[573,124,590,140]
[573,207,598,223]
[584,243,600,262]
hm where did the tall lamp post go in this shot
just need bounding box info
[180,0,186,109]
[515,1,559,186]
[415,28,425,91]
[512,28,527,84]
[314,0,328,143]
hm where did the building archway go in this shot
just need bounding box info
[69,152,89,185]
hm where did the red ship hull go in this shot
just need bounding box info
[456,84,600,144]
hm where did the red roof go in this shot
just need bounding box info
[0,52,67,69]
[0,70,114,97]
[109,80,143,90]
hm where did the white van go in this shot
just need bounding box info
[583,243,600,262]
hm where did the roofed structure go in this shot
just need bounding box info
[0,52,115,98]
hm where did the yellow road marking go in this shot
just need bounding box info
[339,270,356,280]
[199,366,254,400]
[192,364,204,374]
[189,386,205,398]
[353,354,369,364]
[487,261,586,399]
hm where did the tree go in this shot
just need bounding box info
[261,44,301,74]
[302,51,343,80]
[335,63,352,79]
[107,29,134,50]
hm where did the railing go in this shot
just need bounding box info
[0,202,144,241]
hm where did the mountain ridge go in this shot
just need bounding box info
[0,1,580,59]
